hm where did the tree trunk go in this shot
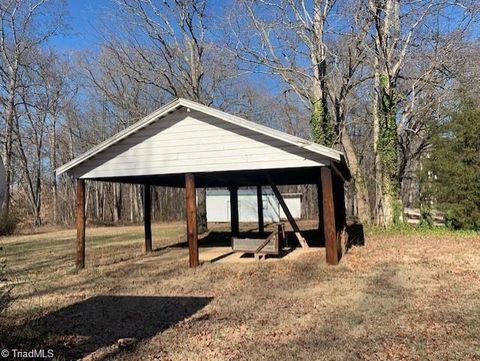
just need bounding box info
[50,128,58,224]
[113,183,122,222]
[372,56,382,224]
[370,0,403,226]
[197,188,208,234]
[373,75,402,227]
[129,185,134,222]
[34,152,42,226]
[341,130,371,224]
[309,3,333,146]
[3,80,15,215]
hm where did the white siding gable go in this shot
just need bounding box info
[73,109,329,179]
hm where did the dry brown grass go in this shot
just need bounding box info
[0,222,479,360]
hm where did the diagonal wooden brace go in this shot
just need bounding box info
[265,173,309,248]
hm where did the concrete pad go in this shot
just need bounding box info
[282,247,324,260]
[196,246,326,264]
[199,247,236,263]
[134,246,326,265]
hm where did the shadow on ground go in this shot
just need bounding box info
[167,227,327,249]
[192,226,364,249]
[26,295,212,360]
[346,223,365,250]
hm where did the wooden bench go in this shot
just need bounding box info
[231,223,285,259]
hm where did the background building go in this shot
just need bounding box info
[206,188,302,223]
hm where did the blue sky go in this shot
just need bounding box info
[51,0,479,53]
[48,0,284,101]
[50,0,112,51]
[50,0,233,52]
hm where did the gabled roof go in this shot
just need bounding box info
[56,98,346,177]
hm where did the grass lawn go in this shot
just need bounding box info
[1,222,480,360]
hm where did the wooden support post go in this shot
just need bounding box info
[321,167,338,265]
[317,181,323,231]
[333,174,346,258]
[143,183,152,253]
[229,186,239,237]
[185,173,199,267]
[76,179,86,269]
[256,185,264,234]
[266,174,308,248]
[277,223,285,256]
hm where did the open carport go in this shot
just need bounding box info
[56,98,351,268]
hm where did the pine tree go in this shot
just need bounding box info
[423,95,480,230]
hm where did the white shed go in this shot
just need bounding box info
[206,188,301,223]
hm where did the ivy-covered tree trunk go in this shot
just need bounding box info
[374,73,402,226]
[310,97,334,147]
[309,4,334,147]
[309,49,373,223]
[369,0,406,226]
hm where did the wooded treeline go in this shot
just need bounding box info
[0,0,478,229]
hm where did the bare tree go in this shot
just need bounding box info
[366,0,478,225]
[229,0,373,223]
[47,60,75,224]
[0,0,65,215]
[86,0,245,232]
[15,60,48,226]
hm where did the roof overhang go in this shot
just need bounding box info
[78,167,328,188]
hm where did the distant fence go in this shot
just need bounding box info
[404,208,445,226]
